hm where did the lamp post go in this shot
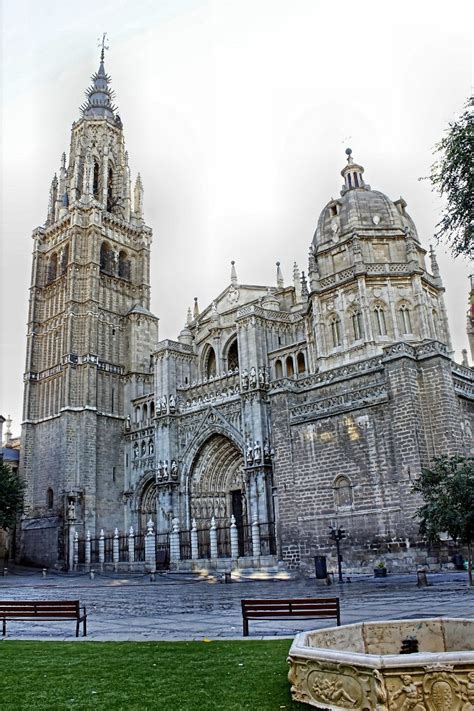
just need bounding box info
[329,525,346,584]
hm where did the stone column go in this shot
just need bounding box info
[170,517,180,563]
[145,519,156,572]
[73,531,79,570]
[128,526,135,566]
[210,516,218,560]
[252,516,261,560]
[85,530,91,570]
[113,528,119,571]
[191,519,198,560]
[68,524,76,572]
[99,529,105,570]
[230,515,239,561]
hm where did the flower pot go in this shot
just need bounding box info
[374,568,387,578]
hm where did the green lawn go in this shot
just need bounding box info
[0,640,306,710]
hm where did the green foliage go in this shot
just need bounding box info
[413,455,474,584]
[0,461,25,530]
[0,640,304,710]
[426,96,473,259]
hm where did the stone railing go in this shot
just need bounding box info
[178,370,240,411]
[289,381,388,423]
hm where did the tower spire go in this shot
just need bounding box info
[80,34,117,120]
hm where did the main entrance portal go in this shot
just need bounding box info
[188,434,247,529]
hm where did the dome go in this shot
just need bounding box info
[312,150,419,251]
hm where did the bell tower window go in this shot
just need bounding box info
[351,310,364,341]
[93,161,100,198]
[330,315,342,348]
[398,304,412,334]
[373,304,387,336]
[107,166,114,212]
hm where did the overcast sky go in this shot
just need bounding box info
[1,0,472,435]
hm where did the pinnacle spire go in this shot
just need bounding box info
[230,260,238,286]
[193,297,200,319]
[80,34,118,120]
[276,262,284,289]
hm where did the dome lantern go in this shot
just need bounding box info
[340,148,365,194]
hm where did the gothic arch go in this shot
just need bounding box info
[222,334,239,371]
[185,433,246,529]
[133,470,157,533]
[201,343,217,379]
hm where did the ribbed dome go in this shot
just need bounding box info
[312,151,419,251]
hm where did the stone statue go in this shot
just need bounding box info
[125,415,131,430]
[141,441,146,456]
[246,439,253,464]
[249,367,257,388]
[163,460,169,480]
[258,367,265,387]
[170,459,178,479]
[148,439,154,455]
[160,395,167,412]
[241,369,249,390]
[169,394,176,412]
[133,442,139,459]
[263,439,271,460]
[254,440,261,463]
[67,500,76,520]
[391,674,424,711]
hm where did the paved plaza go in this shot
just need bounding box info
[1,568,473,641]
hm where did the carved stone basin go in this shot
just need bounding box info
[288,618,474,710]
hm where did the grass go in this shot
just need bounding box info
[0,640,306,710]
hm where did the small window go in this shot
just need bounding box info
[351,310,364,341]
[398,304,412,335]
[275,360,283,379]
[107,166,114,212]
[353,173,359,188]
[93,161,100,198]
[227,339,239,370]
[46,488,54,510]
[373,305,387,336]
[297,352,306,374]
[330,315,342,348]
[334,476,353,508]
[286,356,294,378]
[330,205,338,217]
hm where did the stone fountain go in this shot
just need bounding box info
[288,618,474,710]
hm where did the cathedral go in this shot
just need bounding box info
[20,49,474,573]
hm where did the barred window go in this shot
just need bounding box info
[373,305,387,336]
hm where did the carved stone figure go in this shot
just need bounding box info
[254,440,261,463]
[160,395,167,412]
[249,367,257,388]
[163,460,169,480]
[67,500,76,520]
[258,367,265,387]
[241,369,249,390]
[263,439,272,460]
[170,459,178,479]
[169,394,176,412]
[391,674,424,711]
[133,442,139,459]
[246,439,253,464]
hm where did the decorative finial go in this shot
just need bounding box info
[276,262,284,289]
[345,147,353,164]
[193,296,199,319]
[98,32,109,63]
[300,271,309,300]
[187,307,192,325]
[230,260,238,286]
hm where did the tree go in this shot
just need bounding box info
[425,96,473,260]
[0,461,25,531]
[413,455,474,586]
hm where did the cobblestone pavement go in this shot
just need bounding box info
[0,569,472,641]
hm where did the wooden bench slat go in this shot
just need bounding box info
[241,596,340,636]
[1,600,87,638]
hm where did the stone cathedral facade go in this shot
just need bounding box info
[20,52,474,573]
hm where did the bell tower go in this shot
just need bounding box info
[20,38,159,567]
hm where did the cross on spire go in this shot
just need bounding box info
[98,32,109,62]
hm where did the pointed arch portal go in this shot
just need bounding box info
[188,434,247,530]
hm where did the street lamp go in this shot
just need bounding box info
[329,525,346,584]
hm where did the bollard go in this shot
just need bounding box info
[3,568,7,577]
[224,571,232,584]
[90,569,95,580]
[42,568,47,577]
[417,569,428,587]
[150,571,156,582]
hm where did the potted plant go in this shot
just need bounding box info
[374,561,387,578]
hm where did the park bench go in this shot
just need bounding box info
[241,596,340,637]
[0,600,87,637]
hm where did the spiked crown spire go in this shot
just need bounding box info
[80,33,118,120]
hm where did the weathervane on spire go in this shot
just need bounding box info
[98,32,109,62]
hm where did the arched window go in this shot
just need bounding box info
[134,406,140,423]
[46,488,54,510]
[76,159,84,198]
[93,160,100,198]
[118,250,131,280]
[373,304,387,336]
[286,356,294,378]
[107,166,114,212]
[48,253,58,282]
[100,242,114,275]
[150,401,155,419]
[351,309,364,341]
[329,315,342,348]
[205,346,217,379]
[227,339,239,371]
[275,359,283,379]
[297,352,306,374]
[143,403,148,421]
[398,304,412,335]
[334,475,353,509]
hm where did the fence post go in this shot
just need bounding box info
[85,530,91,569]
[128,526,135,566]
[99,528,105,570]
[252,515,261,559]
[113,527,119,571]
[145,519,156,572]
[230,514,239,561]
[73,531,79,570]
[170,517,180,563]
[210,516,218,560]
[191,518,198,560]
